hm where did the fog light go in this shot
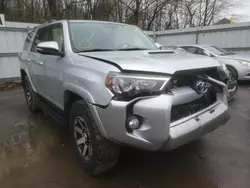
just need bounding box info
[127,117,140,129]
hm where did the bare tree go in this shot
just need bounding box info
[47,0,57,19]
[1,0,236,30]
[182,0,234,27]
[0,0,8,13]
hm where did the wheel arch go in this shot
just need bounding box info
[64,90,84,116]
[63,82,95,104]
[63,83,108,138]
[226,65,238,80]
[20,68,37,92]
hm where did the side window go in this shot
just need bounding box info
[50,24,64,52]
[31,23,64,53]
[196,48,206,55]
[185,47,198,54]
[31,27,49,52]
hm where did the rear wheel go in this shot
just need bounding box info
[23,75,40,112]
[69,100,119,176]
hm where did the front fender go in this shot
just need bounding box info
[63,82,95,104]
[63,82,108,138]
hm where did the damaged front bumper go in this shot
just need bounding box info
[90,78,230,151]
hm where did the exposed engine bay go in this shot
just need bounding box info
[169,68,225,122]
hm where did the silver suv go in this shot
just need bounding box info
[20,20,230,175]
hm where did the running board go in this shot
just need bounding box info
[39,99,66,126]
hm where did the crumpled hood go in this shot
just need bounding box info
[218,54,250,62]
[79,50,220,74]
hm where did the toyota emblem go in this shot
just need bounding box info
[195,81,211,94]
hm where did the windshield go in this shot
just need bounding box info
[206,46,234,56]
[68,22,157,52]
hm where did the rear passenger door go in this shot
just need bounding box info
[20,29,36,87]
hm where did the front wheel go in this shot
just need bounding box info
[69,100,119,176]
[226,67,238,101]
[226,66,238,81]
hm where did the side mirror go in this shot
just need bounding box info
[203,50,212,57]
[155,42,163,50]
[37,41,63,56]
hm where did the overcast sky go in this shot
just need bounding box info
[227,0,250,22]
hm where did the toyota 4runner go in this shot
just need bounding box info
[20,20,230,175]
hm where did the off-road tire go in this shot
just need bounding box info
[69,100,119,176]
[23,75,40,112]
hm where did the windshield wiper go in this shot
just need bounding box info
[116,47,150,51]
[77,49,115,53]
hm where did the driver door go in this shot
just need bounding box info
[41,23,65,107]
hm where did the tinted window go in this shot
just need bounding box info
[31,24,64,52]
[196,48,206,55]
[31,27,49,52]
[182,47,198,54]
[205,46,234,56]
[50,24,64,51]
[68,22,157,52]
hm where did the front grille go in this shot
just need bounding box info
[170,92,217,122]
[169,68,223,89]
[169,68,222,122]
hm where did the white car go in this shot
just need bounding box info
[179,45,250,81]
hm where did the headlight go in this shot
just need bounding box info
[105,72,169,100]
[239,60,250,66]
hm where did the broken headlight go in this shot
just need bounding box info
[105,72,170,100]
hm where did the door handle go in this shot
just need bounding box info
[35,61,43,65]
[26,58,31,62]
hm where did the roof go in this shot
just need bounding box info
[34,19,131,30]
[68,20,128,25]
[215,18,231,25]
[178,44,209,48]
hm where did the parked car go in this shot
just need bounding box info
[178,45,250,81]
[155,44,189,54]
[20,20,230,175]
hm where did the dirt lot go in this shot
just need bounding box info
[0,85,250,188]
